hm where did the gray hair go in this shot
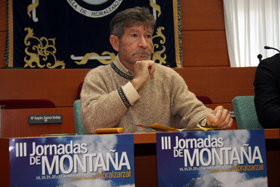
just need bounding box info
[110,7,155,38]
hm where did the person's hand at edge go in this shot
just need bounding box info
[206,105,233,129]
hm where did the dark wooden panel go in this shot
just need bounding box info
[0,107,75,137]
[0,31,7,68]
[135,155,157,186]
[0,0,8,68]
[0,138,10,187]
[266,150,280,187]
[0,69,90,107]
[0,67,257,107]
[182,30,230,67]
[0,0,7,32]
[181,0,225,31]
[175,67,256,103]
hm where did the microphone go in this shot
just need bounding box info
[257,54,262,62]
[264,46,280,53]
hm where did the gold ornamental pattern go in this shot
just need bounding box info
[23,1,168,68]
[27,0,39,19]
[24,27,65,69]
[74,1,167,66]
[153,26,167,65]
[74,52,116,65]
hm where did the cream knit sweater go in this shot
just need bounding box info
[81,56,212,133]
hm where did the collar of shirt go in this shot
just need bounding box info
[114,55,134,76]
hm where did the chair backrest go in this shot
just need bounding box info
[232,96,263,129]
[73,99,88,134]
[76,81,84,100]
[197,96,213,104]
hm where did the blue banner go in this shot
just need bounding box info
[9,134,135,187]
[7,0,182,69]
[156,130,268,187]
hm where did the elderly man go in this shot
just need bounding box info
[81,7,232,133]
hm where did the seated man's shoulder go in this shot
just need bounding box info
[86,64,111,75]
[155,64,185,84]
[259,53,280,68]
[155,63,178,75]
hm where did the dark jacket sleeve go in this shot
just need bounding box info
[254,54,280,128]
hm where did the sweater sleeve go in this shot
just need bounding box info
[80,68,139,133]
[121,81,140,106]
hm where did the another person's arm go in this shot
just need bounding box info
[254,55,280,128]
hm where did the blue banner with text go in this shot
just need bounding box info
[156,130,268,187]
[9,134,135,187]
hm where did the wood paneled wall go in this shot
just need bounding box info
[0,0,7,68]
[181,0,230,67]
[0,67,255,107]
[0,0,256,107]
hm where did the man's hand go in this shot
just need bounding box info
[131,60,155,91]
[206,105,233,129]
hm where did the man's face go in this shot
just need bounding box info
[117,24,153,65]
